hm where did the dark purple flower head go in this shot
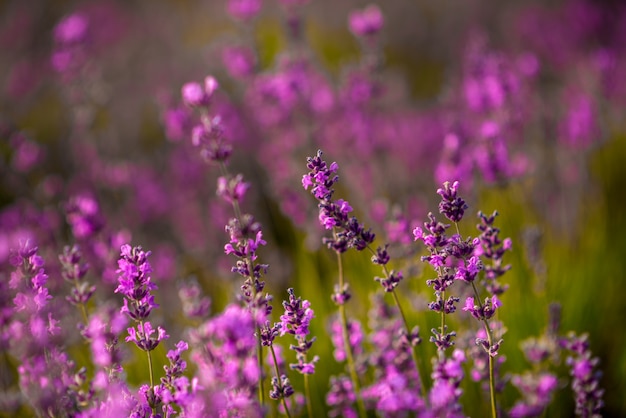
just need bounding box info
[348,5,384,38]
[280,288,314,337]
[437,181,468,223]
[269,374,294,400]
[302,150,339,201]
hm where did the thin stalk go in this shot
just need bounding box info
[270,346,292,418]
[142,320,157,415]
[391,289,428,395]
[336,251,367,418]
[304,373,313,418]
[365,245,426,395]
[218,160,266,406]
[470,282,498,418]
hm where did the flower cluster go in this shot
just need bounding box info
[302,150,375,253]
[279,288,318,375]
[561,333,605,418]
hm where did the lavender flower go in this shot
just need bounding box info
[65,194,104,240]
[303,150,375,254]
[280,288,319,375]
[509,372,558,417]
[561,333,604,417]
[178,278,211,320]
[426,349,467,418]
[476,210,512,296]
[59,245,94,321]
[327,375,357,418]
[115,244,159,323]
[348,5,384,38]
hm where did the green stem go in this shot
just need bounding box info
[336,251,367,418]
[470,282,498,418]
[304,373,313,418]
[258,333,265,406]
[364,245,427,395]
[270,346,291,418]
[218,160,266,407]
[143,321,157,416]
[391,289,427,396]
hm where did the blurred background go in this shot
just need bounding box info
[1,0,625,416]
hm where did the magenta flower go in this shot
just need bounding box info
[125,321,169,351]
[348,5,384,37]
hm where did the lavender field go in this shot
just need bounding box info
[1,0,625,416]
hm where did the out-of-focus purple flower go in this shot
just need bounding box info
[217,174,250,204]
[327,375,357,418]
[330,316,363,363]
[162,106,192,142]
[226,0,262,22]
[427,349,466,417]
[9,132,42,173]
[65,194,104,240]
[178,279,211,320]
[348,5,384,38]
[559,91,598,150]
[59,245,95,307]
[561,333,604,418]
[509,372,558,417]
[182,81,210,109]
[54,12,89,46]
[190,115,232,163]
[222,45,256,79]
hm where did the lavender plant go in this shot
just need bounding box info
[1,0,622,416]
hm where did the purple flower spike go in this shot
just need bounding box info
[115,244,158,321]
[280,289,319,375]
[437,181,468,223]
[561,333,604,418]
